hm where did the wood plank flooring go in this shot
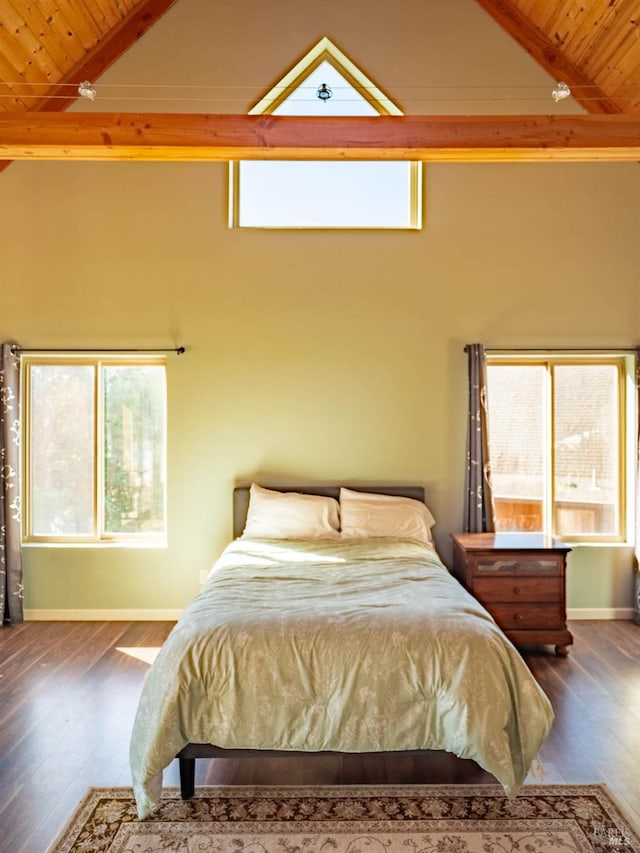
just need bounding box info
[1,619,639,851]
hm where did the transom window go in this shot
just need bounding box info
[485,353,634,543]
[22,356,167,544]
[229,37,423,230]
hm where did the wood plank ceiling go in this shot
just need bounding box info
[0,0,639,162]
[0,0,178,113]
[476,0,640,115]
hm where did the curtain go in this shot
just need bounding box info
[463,343,495,533]
[1,343,23,625]
[635,347,640,625]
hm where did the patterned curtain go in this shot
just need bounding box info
[463,343,495,533]
[1,343,23,625]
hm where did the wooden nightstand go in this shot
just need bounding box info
[451,532,573,656]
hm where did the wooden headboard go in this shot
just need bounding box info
[233,484,426,539]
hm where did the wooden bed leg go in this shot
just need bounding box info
[179,756,196,799]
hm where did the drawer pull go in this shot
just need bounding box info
[514,613,525,623]
[513,586,523,595]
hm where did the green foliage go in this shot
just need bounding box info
[104,366,165,534]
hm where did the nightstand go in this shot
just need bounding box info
[451,532,573,656]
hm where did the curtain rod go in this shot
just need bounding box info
[10,345,185,355]
[465,345,638,354]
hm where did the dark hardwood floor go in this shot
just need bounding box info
[1,619,639,851]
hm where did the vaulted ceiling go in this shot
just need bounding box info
[1,0,640,164]
[1,0,639,117]
[0,0,178,113]
[476,0,640,115]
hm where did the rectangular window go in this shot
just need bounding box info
[486,354,631,543]
[23,356,167,544]
[234,160,421,229]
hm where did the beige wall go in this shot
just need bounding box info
[2,0,638,615]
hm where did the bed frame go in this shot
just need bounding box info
[176,483,426,799]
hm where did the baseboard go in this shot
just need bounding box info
[24,606,635,622]
[567,607,635,620]
[23,609,183,621]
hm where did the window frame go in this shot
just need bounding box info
[21,353,167,546]
[228,36,423,231]
[486,351,634,545]
[229,160,423,230]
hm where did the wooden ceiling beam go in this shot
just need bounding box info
[1,112,640,162]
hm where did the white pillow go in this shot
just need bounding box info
[242,484,341,539]
[339,488,435,544]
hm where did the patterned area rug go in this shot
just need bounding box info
[49,784,640,852]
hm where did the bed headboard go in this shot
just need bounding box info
[232,484,426,539]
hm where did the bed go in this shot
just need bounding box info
[130,484,554,820]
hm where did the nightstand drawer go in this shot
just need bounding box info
[473,577,561,602]
[485,603,565,630]
[451,533,572,655]
[475,556,562,575]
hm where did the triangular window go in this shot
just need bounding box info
[229,37,423,230]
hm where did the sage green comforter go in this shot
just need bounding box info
[130,538,554,819]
